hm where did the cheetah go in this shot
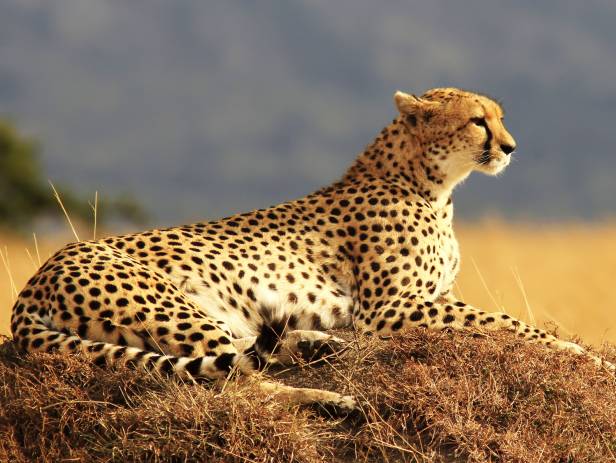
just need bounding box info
[10,87,613,414]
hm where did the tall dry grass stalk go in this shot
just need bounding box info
[48,180,80,242]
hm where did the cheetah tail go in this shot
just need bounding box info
[12,315,254,381]
[13,315,359,415]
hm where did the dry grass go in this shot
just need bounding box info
[0,329,614,462]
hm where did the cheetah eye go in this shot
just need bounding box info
[470,117,487,129]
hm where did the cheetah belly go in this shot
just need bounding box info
[179,275,355,339]
[434,236,460,298]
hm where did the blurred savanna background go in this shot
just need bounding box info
[1,0,616,346]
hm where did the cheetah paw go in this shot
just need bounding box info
[557,341,615,372]
[314,394,362,419]
[273,330,348,365]
[292,332,347,363]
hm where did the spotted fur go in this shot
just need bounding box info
[10,88,612,413]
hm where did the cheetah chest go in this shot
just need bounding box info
[434,231,460,297]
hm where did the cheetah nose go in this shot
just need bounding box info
[500,143,516,155]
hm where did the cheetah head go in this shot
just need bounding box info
[394,88,517,178]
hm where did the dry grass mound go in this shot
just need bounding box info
[0,330,615,462]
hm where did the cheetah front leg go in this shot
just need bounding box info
[359,298,614,371]
[257,380,358,417]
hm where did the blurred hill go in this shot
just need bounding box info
[0,0,615,225]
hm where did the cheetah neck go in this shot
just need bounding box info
[342,118,468,210]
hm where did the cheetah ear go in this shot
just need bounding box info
[393,91,439,115]
[394,91,422,114]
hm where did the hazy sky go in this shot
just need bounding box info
[1,0,615,226]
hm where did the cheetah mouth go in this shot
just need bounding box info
[476,152,492,165]
[475,151,511,175]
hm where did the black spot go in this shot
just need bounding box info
[159,357,178,375]
[157,326,169,336]
[214,353,236,372]
[181,343,195,356]
[185,357,203,376]
[104,284,118,293]
[391,320,403,331]
[112,347,127,359]
[222,261,234,271]
[189,332,204,342]
[144,354,161,370]
[46,343,60,353]
[93,355,107,367]
[255,319,287,354]
[311,314,322,330]
[88,343,105,353]
[18,328,30,337]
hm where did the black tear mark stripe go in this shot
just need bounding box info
[477,104,493,152]
[470,117,492,152]
[482,119,493,152]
